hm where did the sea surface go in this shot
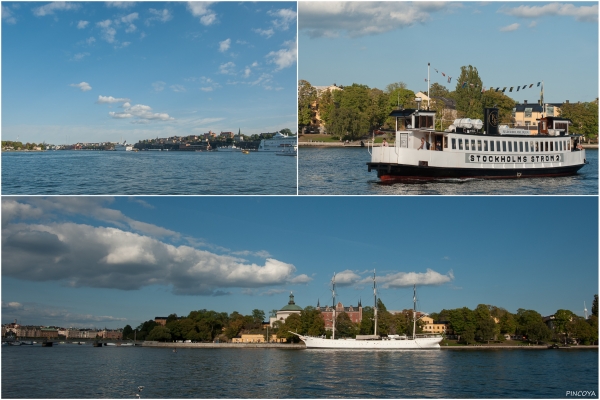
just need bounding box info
[2,345,598,398]
[298,147,598,195]
[1,151,297,195]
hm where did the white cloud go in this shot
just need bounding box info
[500,3,598,23]
[299,2,456,38]
[254,28,274,38]
[200,87,213,92]
[110,103,175,122]
[146,8,172,25]
[187,2,217,26]
[2,200,304,295]
[152,81,166,92]
[2,6,17,24]
[70,82,92,92]
[267,8,297,31]
[33,1,80,17]
[500,23,520,32]
[243,67,251,78]
[219,38,231,52]
[71,52,90,61]
[86,37,96,45]
[96,95,130,104]
[334,269,362,286]
[376,269,454,288]
[529,21,537,28]
[170,84,186,92]
[97,19,117,43]
[77,20,89,29]
[219,61,236,75]
[121,12,138,33]
[266,38,297,71]
[106,2,137,9]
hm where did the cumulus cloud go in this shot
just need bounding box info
[121,12,138,33]
[152,81,166,92]
[70,82,92,92]
[71,52,90,61]
[96,95,130,104]
[267,8,297,31]
[500,23,520,32]
[334,269,362,286]
[219,38,231,52]
[219,61,236,75]
[376,269,454,288]
[187,2,217,26]
[86,37,96,45]
[97,19,117,43]
[170,84,186,93]
[146,8,172,25]
[106,2,137,9]
[500,3,598,23]
[299,2,455,38]
[266,38,297,71]
[2,6,17,24]
[32,1,80,17]
[254,28,274,38]
[77,20,89,29]
[109,103,174,122]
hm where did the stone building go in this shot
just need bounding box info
[318,300,363,330]
[269,292,303,327]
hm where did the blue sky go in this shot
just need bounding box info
[299,2,598,104]
[1,2,297,145]
[2,196,597,329]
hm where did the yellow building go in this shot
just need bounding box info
[232,334,285,343]
[512,100,563,134]
[421,316,447,335]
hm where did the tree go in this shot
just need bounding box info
[592,295,598,317]
[147,326,172,342]
[385,82,407,94]
[359,306,374,335]
[560,101,598,140]
[251,309,266,329]
[298,80,317,133]
[429,83,450,99]
[448,307,477,343]
[335,312,357,338]
[454,65,484,120]
[277,313,302,343]
[474,304,496,343]
[122,325,133,340]
[300,306,325,337]
[136,320,158,341]
[516,309,550,344]
[554,309,576,345]
[280,128,293,136]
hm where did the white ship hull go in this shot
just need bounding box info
[298,334,442,349]
[217,145,241,152]
[258,134,297,152]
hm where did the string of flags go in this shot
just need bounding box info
[427,65,542,94]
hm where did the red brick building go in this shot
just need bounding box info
[318,300,363,330]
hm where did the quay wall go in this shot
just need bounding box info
[142,341,304,349]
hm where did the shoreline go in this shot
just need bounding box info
[299,141,599,149]
[141,341,598,350]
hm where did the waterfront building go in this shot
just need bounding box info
[155,317,168,326]
[231,333,285,343]
[269,292,303,327]
[421,316,448,335]
[317,300,363,330]
[512,100,564,134]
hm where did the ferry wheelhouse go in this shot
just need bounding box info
[367,107,587,181]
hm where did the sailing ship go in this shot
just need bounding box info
[293,271,442,349]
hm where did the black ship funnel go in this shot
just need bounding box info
[484,107,499,135]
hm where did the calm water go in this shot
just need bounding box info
[2,345,598,398]
[1,151,297,195]
[299,147,598,195]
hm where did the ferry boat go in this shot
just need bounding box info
[275,144,297,156]
[258,131,297,152]
[293,271,442,350]
[217,144,241,152]
[367,107,587,181]
[114,141,134,151]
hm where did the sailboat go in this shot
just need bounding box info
[293,271,442,349]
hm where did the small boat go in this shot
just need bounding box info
[20,341,33,345]
[8,341,21,346]
[217,144,241,152]
[242,150,250,154]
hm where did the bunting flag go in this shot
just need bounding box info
[435,69,438,73]
[516,86,520,91]
[441,72,446,77]
[462,82,467,88]
[448,77,452,83]
[496,88,500,92]
[537,82,541,87]
[502,87,507,92]
[509,87,513,92]
[424,78,427,82]
[529,84,533,88]
[522,84,527,89]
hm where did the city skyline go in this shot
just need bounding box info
[1,1,297,145]
[299,1,598,104]
[2,196,597,329]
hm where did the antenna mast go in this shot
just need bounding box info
[331,273,336,340]
[412,284,417,340]
[373,269,378,336]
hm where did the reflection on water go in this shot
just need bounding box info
[299,147,598,195]
[2,345,597,398]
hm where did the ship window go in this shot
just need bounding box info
[519,141,523,152]
[560,141,563,151]
[444,137,448,149]
[484,140,488,151]
[508,141,512,152]
[458,139,463,150]
[525,142,529,152]
[545,142,548,152]
[550,142,553,151]
[452,138,456,150]
[535,142,539,152]
[490,141,494,151]
[477,140,482,151]
[465,139,469,150]
[502,141,506,152]
[471,140,475,150]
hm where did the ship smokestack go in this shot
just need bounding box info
[484,107,499,135]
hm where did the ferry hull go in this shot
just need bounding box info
[367,162,585,182]
[298,335,442,349]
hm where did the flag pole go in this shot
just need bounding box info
[427,63,430,109]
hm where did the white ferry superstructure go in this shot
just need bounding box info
[258,132,298,152]
[367,107,587,181]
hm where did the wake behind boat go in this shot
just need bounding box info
[293,271,442,350]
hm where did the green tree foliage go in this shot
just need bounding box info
[429,83,450,99]
[560,101,598,140]
[298,80,317,132]
[592,295,598,317]
[335,312,357,338]
[448,307,477,343]
[454,65,484,120]
[136,320,158,341]
[280,128,293,136]
[122,325,133,340]
[516,309,551,344]
[224,311,245,339]
[251,309,266,328]
[276,313,302,343]
[569,316,596,345]
[385,82,407,94]
[359,306,374,335]
[474,304,496,343]
[147,326,172,342]
[554,309,577,345]
[300,306,325,337]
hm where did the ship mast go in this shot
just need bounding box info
[412,284,417,340]
[331,273,336,340]
[373,269,378,336]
